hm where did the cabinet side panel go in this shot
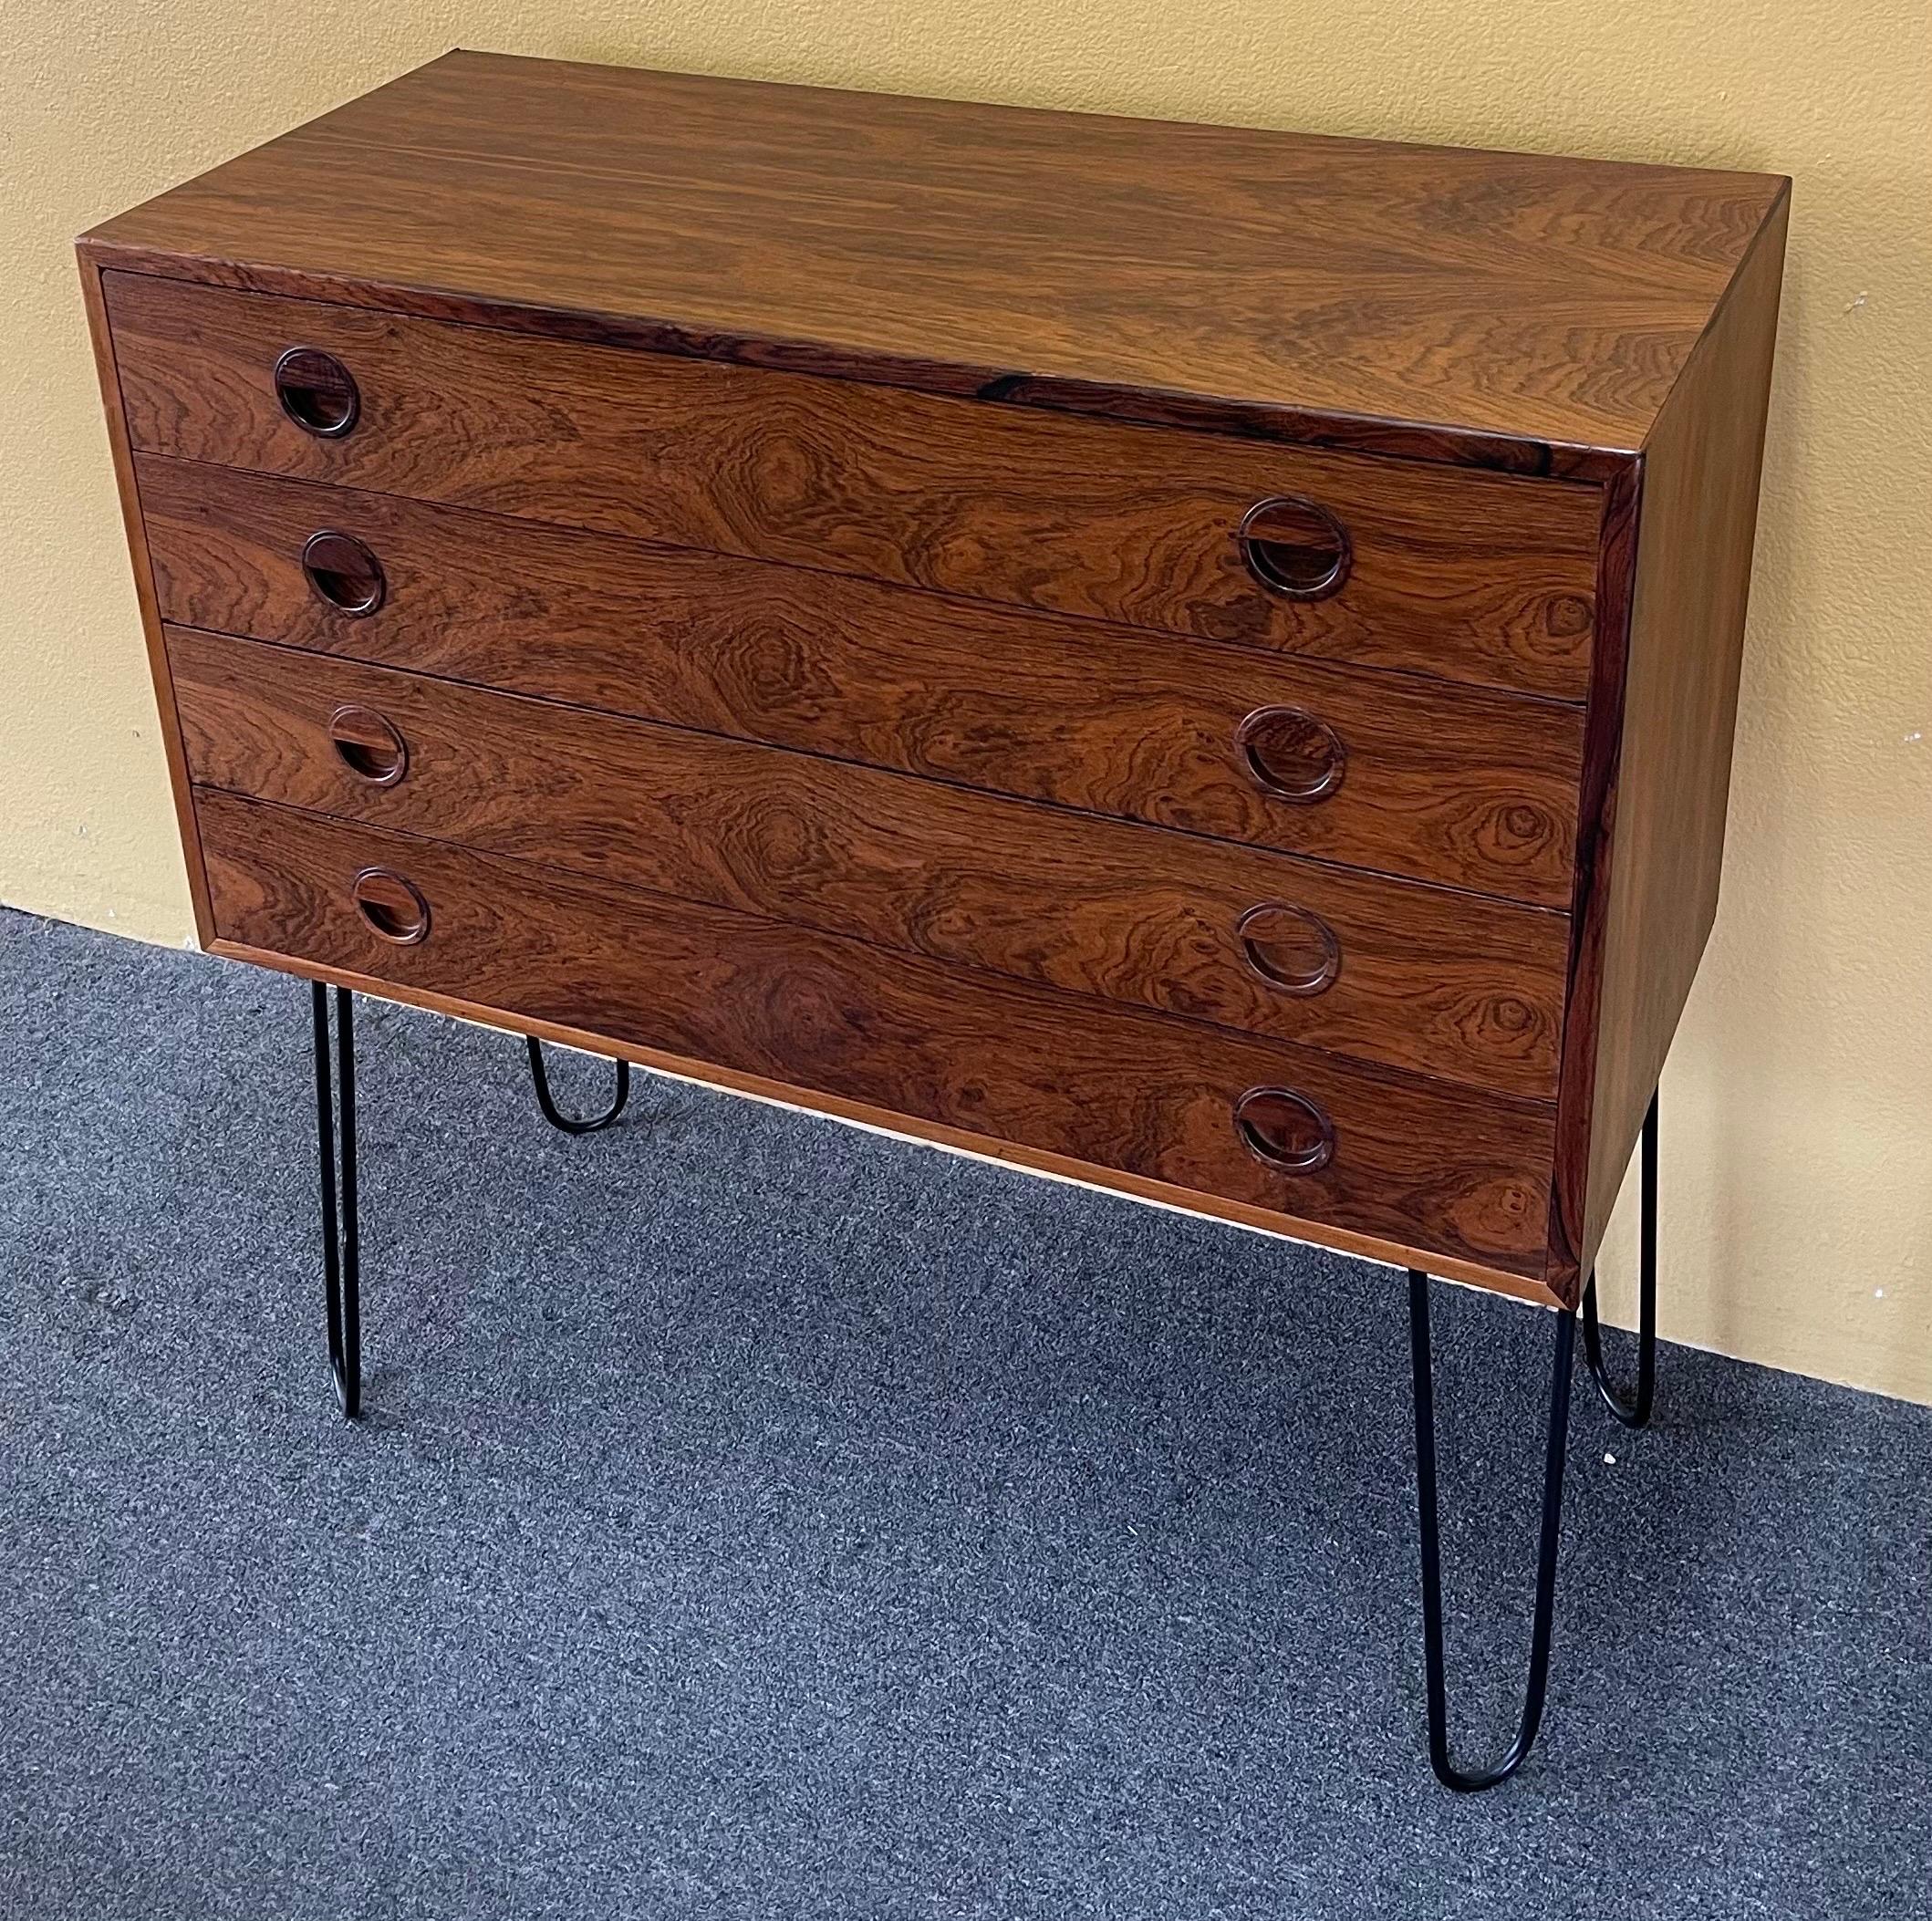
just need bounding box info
[76,248,215,942]
[1543,462,1641,1302]
[1574,190,1791,1272]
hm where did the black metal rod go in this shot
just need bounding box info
[312,981,361,1419]
[1581,1091,1659,1429]
[526,1036,631,1135]
[1407,1269,1577,1791]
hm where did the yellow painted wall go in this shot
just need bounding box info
[5,4,1928,1397]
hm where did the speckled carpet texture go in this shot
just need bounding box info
[2,905,1927,1919]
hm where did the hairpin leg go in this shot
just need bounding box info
[312,981,361,1419]
[525,1036,631,1136]
[1581,1091,1659,1428]
[1407,1268,1576,1791]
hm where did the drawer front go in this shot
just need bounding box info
[109,273,1600,700]
[170,627,1569,1097]
[197,792,1557,1275]
[138,458,1585,907]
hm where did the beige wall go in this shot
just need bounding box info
[5,4,1928,1397]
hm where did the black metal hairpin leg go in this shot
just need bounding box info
[1407,1089,1664,1788]
[312,981,361,1420]
[1407,1269,1576,1791]
[525,1037,631,1135]
[1581,1092,1659,1428]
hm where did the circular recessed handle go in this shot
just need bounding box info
[1237,902,1342,996]
[302,531,386,616]
[328,704,409,787]
[349,866,430,945]
[1233,1086,1335,1175]
[1236,706,1347,803]
[274,346,360,437]
[1238,496,1351,599]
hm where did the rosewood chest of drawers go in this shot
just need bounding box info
[81,52,1786,1787]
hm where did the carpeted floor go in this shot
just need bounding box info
[2,904,1927,1919]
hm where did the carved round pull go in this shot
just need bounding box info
[274,347,359,437]
[1238,496,1351,599]
[328,705,408,787]
[302,531,386,616]
[1237,706,1346,802]
[1233,1086,1335,1174]
[1237,902,1342,996]
[350,867,430,945]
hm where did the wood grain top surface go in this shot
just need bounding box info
[82,50,1789,473]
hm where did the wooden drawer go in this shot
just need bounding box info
[196,790,1558,1276]
[137,458,1585,907]
[169,626,1569,1097]
[108,272,1601,701]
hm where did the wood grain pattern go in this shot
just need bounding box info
[76,263,217,944]
[1543,462,1642,1300]
[136,457,1586,905]
[169,625,1570,1095]
[81,51,1787,475]
[196,789,1559,1276]
[1550,189,1792,1290]
[79,56,1792,1312]
[211,931,1564,1308]
[108,273,1601,699]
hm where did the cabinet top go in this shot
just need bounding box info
[82,51,1788,478]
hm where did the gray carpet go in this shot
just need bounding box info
[1,904,1927,1919]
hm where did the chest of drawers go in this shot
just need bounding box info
[80,52,1786,1786]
